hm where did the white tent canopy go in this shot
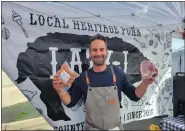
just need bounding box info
[11,1,185,39]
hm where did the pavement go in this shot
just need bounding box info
[2,117,53,130]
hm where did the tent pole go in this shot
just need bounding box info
[183,2,185,71]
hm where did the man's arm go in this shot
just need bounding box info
[121,71,155,101]
[135,78,155,98]
[121,73,141,102]
[56,89,71,105]
[117,65,156,101]
[117,67,141,101]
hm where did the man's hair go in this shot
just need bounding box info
[89,34,107,49]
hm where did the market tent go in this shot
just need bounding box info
[2,2,185,130]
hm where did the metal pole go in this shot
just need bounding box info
[183,2,185,73]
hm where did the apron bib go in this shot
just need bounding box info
[84,66,123,130]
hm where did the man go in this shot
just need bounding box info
[53,34,157,130]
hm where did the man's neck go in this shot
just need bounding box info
[93,64,107,72]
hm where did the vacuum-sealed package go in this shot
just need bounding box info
[140,60,158,79]
[59,61,79,91]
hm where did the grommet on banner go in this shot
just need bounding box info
[95,14,101,18]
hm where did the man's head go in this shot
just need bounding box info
[89,34,108,66]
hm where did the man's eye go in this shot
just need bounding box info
[100,49,104,51]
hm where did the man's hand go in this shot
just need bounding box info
[142,77,155,86]
[53,70,76,92]
[136,64,158,98]
[53,71,65,93]
[52,71,72,105]
[141,62,158,86]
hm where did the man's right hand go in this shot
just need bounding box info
[53,70,77,92]
[53,71,65,93]
[52,71,72,105]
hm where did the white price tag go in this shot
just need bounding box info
[60,70,70,83]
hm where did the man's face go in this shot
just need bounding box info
[89,39,108,66]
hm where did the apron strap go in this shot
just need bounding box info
[85,66,117,87]
[110,66,117,86]
[85,71,90,87]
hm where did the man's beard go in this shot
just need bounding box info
[92,55,107,66]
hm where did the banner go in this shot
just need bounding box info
[2,2,173,130]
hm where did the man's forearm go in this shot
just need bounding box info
[135,81,149,98]
[57,90,71,105]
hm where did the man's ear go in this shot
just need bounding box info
[89,48,91,58]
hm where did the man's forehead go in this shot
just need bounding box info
[91,39,105,44]
[90,40,106,48]
[91,47,106,49]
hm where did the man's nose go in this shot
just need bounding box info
[95,50,101,55]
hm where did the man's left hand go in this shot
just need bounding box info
[142,77,156,86]
[143,61,159,85]
[143,67,158,86]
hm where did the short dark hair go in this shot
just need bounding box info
[89,34,107,49]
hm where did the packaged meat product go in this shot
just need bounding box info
[59,61,79,91]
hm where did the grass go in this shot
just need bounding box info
[2,101,41,123]
[15,112,29,121]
